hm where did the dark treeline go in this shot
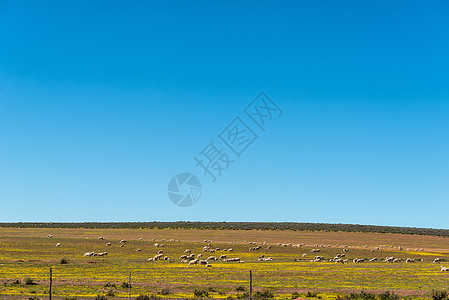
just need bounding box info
[0,222,448,237]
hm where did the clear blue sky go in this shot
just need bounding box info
[0,1,448,228]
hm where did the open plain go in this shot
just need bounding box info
[0,227,448,299]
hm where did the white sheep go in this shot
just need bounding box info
[55,243,61,247]
[441,266,449,272]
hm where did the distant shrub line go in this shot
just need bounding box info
[0,222,448,237]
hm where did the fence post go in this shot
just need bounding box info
[249,270,252,300]
[128,271,131,300]
[49,267,52,300]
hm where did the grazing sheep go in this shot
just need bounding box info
[199,260,208,266]
[136,249,142,252]
[184,249,192,254]
[148,257,153,261]
[406,258,415,263]
[106,243,112,246]
[207,256,217,261]
[353,258,364,264]
[197,254,202,259]
[343,248,349,252]
[249,245,262,251]
[157,250,164,255]
[98,252,108,257]
[120,244,124,248]
[258,257,273,262]
[441,266,449,272]
[223,257,241,262]
[267,246,272,249]
[393,259,402,263]
[310,249,320,253]
[179,255,188,260]
[47,235,53,238]
[164,256,170,261]
[227,248,234,252]
[302,253,307,257]
[433,258,441,263]
[56,243,61,247]
[219,255,227,260]
[188,259,198,266]
[138,238,143,240]
[99,237,106,240]
[120,240,126,244]
[369,258,378,262]
[385,257,395,263]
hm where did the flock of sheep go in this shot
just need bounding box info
[46,235,449,272]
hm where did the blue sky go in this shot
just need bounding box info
[0,1,448,228]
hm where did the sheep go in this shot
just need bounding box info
[207,256,217,261]
[223,257,241,262]
[106,243,112,246]
[56,243,61,247]
[249,245,262,251]
[157,250,164,255]
[138,238,143,241]
[83,252,96,257]
[47,235,53,238]
[302,253,307,257]
[197,254,202,259]
[310,249,320,253]
[153,254,164,261]
[153,243,159,247]
[385,257,395,263]
[441,266,449,272]
[120,240,127,244]
[206,264,212,267]
[120,244,124,248]
[148,258,153,261]
[353,258,364,264]
[406,258,415,263]
[393,258,402,263]
[219,255,227,260]
[188,259,198,266]
[136,249,142,252]
[227,248,234,252]
[433,258,441,263]
[164,256,170,261]
[267,246,272,249]
[199,260,208,266]
[98,252,108,257]
[184,249,192,254]
[369,258,378,262]
[98,237,106,240]
[179,255,188,260]
[343,248,349,252]
[258,257,273,262]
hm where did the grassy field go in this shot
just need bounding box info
[0,227,448,299]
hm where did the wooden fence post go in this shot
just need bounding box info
[249,270,252,300]
[128,271,132,300]
[49,267,52,300]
